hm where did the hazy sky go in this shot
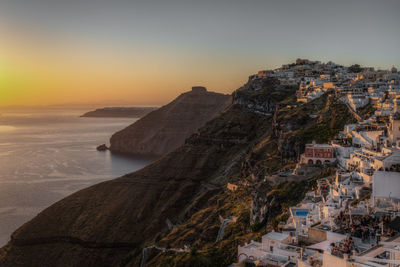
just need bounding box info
[0,0,399,107]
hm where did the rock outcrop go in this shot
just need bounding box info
[233,78,294,115]
[109,87,232,156]
[96,144,108,151]
[250,189,274,225]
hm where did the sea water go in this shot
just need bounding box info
[0,107,152,246]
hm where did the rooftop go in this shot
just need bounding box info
[264,231,290,241]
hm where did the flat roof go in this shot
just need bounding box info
[383,151,400,163]
[264,231,290,241]
[306,144,332,148]
[243,241,262,249]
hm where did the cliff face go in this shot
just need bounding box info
[1,105,271,267]
[109,87,232,156]
[233,78,283,114]
[0,78,354,266]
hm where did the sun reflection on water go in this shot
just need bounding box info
[0,125,16,132]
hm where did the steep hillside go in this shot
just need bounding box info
[0,78,354,266]
[109,86,232,156]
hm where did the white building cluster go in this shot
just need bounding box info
[236,60,400,267]
[250,59,400,112]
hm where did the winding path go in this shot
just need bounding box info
[140,245,189,267]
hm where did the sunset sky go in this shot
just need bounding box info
[1,0,399,107]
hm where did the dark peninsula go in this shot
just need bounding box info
[81,107,158,118]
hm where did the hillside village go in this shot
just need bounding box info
[235,59,400,267]
[2,59,399,267]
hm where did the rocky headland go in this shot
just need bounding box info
[0,78,355,266]
[81,107,158,118]
[109,86,232,156]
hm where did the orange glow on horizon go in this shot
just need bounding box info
[0,25,245,108]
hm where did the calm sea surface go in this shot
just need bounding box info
[0,108,153,246]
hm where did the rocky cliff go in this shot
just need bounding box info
[109,87,232,156]
[0,78,354,266]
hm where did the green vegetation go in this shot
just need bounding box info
[250,222,264,232]
[147,188,258,267]
[358,103,376,119]
[151,85,353,266]
[73,79,356,266]
[297,96,356,143]
[349,64,362,73]
[270,213,290,229]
